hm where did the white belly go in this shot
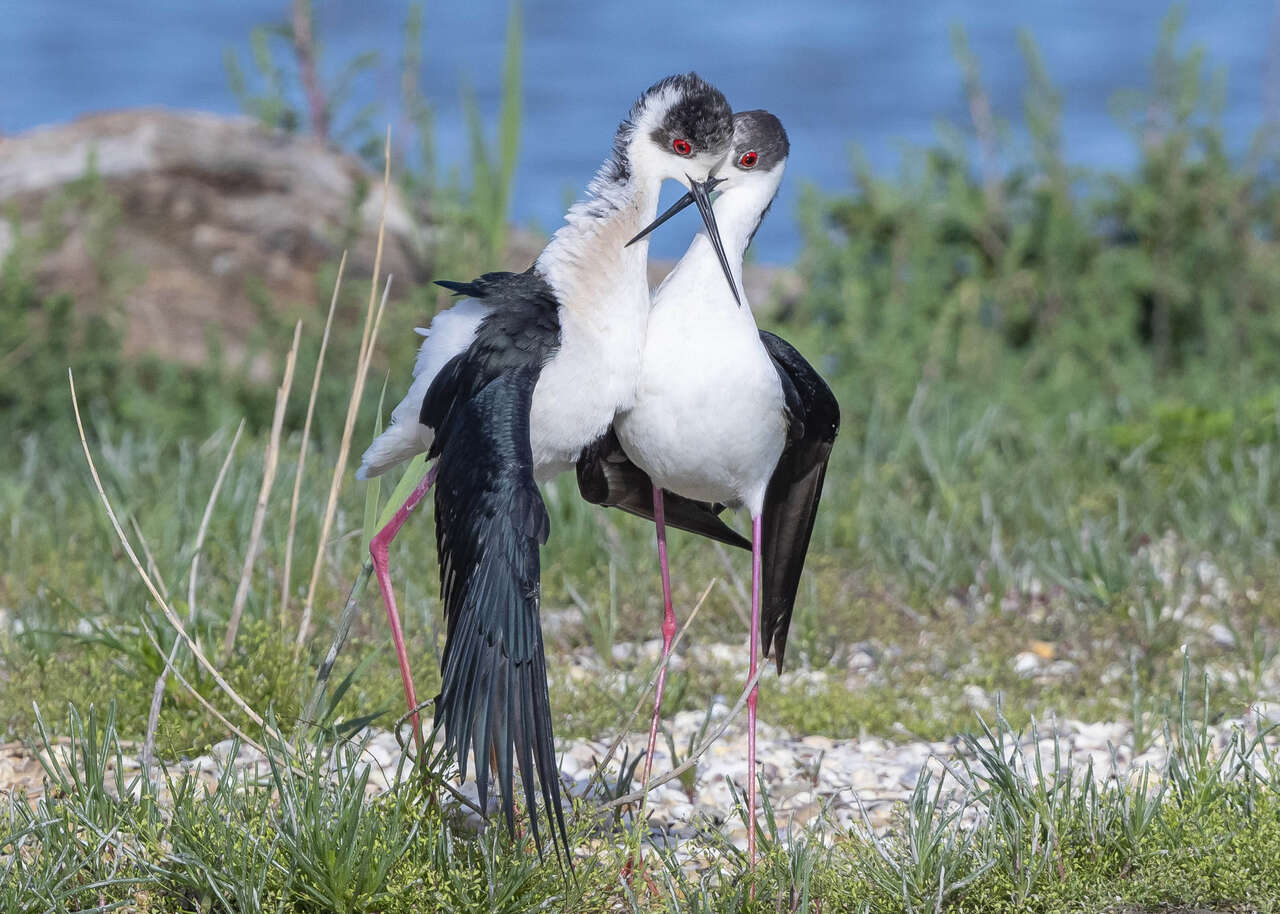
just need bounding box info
[616,307,787,514]
[529,301,646,483]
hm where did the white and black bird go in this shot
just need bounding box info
[355,74,744,859]
[579,110,840,864]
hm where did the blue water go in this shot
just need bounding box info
[1,1,1272,261]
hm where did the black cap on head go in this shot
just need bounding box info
[730,110,790,171]
[639,72,733,159]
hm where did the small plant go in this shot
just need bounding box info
[858,768,991,913]
[570,559,621,665]
[266,727,420,913]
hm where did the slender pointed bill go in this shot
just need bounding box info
[625,194,696,247]
[625,176,741,307]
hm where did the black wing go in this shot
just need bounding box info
[758,330,840,673]
[576,429,751,550]
[422,270,568,862]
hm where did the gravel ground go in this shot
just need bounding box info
[5,645,1276,856]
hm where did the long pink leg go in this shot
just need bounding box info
[369,462,438,751]
[747,513,763,868]
[641,485,677,794]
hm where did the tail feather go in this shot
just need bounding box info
[356,424,428,480]
[356,296,490,479]
[760,451,832,670]
[430,367,570,863]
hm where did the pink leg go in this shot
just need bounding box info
[370,462,438,752]
[642,485,677,794]
[747,513,763,868]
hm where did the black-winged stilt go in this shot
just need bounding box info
[355,74,739,858]
[595,110,840,865]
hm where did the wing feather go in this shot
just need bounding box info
[758,331,840,672]
[424,271,569,862]
[576,429,751,550]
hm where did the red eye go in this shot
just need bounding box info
[739,150,758,169]
[672,138,692,156]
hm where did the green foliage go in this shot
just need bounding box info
[1,163,126,437]
[3,3,531,454]
[1104,393,1280,469]
[463,1,524,263]
[221,0,524,275]
[266,729,419,912]
[5,6,1280,912]
[0,164,277,449]
[224,22,301,132]
[798,7,1280,412]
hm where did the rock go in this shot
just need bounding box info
[0,109,805,386]
[962,683,993,712]
[1028,640,1056,660]
[0,109,424,379]
[3,695,1275,869]
[1208,622,1236,648]
[1013,651,1042,677]
[848,649,877,672]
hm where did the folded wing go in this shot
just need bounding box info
[758,330,840,673]
[576,428,751,550]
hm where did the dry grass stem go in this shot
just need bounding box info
[70,369,266,730]
[281,251,347,620]
[222,321,302,658]
[300,564,373,731]
[190,420,248,622]
[131,516,171,604]
[141,420,246,776]
[141,623,269,759]
[582,578,716,800]
[713,542,752,629]
[599,664,764,810]
[296,128,393,654]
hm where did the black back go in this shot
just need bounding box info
[758,330,840,672]
[576,429,751,551]
[421,269,569,862]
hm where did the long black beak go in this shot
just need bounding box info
[625,175,741,307]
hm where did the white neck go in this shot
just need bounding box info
[530,139,667,424]
[656,170,781,314]
[535,150,662,327]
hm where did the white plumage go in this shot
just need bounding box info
[615,160,790,515]
[358,76,733,487]
[356,297,491,480]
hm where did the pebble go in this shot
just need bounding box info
[962,684,993,712]
[3,639,1277,863]
[1013,652,1042,677]
[1208,622,1236,648]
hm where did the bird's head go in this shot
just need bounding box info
[714,109,790,198]
[614,73,737,300]
[626,109,790,306]
[623,72,734,189]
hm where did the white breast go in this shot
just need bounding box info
[615,279,787,515]
[528,209,654,483]
[528,292,649,483]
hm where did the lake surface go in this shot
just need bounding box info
[1,0,1273,260]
